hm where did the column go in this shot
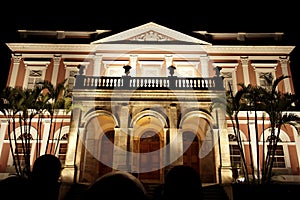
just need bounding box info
[9,54,22,87]
[51,55,61,87]
[127,128,136,172]
[292,123,300,172]
[280,57,292,93]
[129,55,138,76]
[165,55,173,76]
[248,113,260,178]
[241,56,250,86]
[212,107,232,183]
[113,105,129,171]
[93,54,102,76]
[39,119,51,155]
[200,54,209,77]
[61,108,81,183]
[0,121,8,159]
[162,128,168,169]
[168,104,182,166]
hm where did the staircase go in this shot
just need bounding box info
[60,183,89,200]
[202,184,230,200]
[143,183,230,200]
[143,182,163,200]
[60,182,230,200]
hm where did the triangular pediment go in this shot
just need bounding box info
[91,22,211,45]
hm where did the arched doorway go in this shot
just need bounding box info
[182,131,200,173]
[139,131,161,181]
[98,131,114,178]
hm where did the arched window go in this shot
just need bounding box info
[7,126,38,167]
[266,135,285,168]
[51,126,70,166]
[261,129,291,171]
[14,133,33,167]
[228,133,242,168]
[228,129,247,168]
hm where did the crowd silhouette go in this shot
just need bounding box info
[0,161,204,200]
[82,170,149,200]
[161,165,203,200]
[0,154,62,200]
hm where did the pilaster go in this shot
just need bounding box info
[93,54,102,76]
[280,57,291,93]
[0,121,8,159]
[113,105,129,170]
[9,54,22,87]
[39,119,51,155]
[200,54,209,77]
[129,55,138,76]
[51,55,61,87]
[241,56,250,86]
[61,108,81,183]
[165,55,173,76]
[168,104,182,165]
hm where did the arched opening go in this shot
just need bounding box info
[98,130,115,178]
[139,131,161,181]
[182,131,200,173]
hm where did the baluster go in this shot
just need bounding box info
[87,77,90,87]
[94,78,98,87]
[196,79,200,89]
[92,78,95,87]
[100,78,103,87]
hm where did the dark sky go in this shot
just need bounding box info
[1,2,299,95]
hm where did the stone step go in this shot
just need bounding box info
[143,183,230,200]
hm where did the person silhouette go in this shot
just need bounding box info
[162,165,203,200]
[0,175,31,199]
[83,170,149,200]
[30,154,62,200]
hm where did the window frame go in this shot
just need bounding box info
[23,61,49,89]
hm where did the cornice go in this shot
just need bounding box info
[202,45,295,54]
[6,43,295,55]
[6,43,97,53]
[72,89,224,102]
[91,22,211,45]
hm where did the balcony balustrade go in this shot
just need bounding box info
[74,65,224,91]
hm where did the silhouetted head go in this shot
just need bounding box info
[31,154,62,184]
[0,175,31,199]
[84,171,148,200]
[163,165,203,200]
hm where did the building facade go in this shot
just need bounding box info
[1,22,299,184]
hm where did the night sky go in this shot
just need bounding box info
[1,2,299,96]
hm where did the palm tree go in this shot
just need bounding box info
[0,86,42,177]
[36,79,72,155]
[0,80,72,178]
[0,86,23,176]
[226,83,252,183]
[260,75,300,183]
[211,83,252,183]
[215,75,300,184]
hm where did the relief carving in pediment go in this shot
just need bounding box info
[129,30,173,41]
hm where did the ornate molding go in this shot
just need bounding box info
[240,56,249,66]
[130,31,172,41]
[7,43,96,52]
[279,57,289,65]
[12,54,22,63]
[202,45,295,54]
